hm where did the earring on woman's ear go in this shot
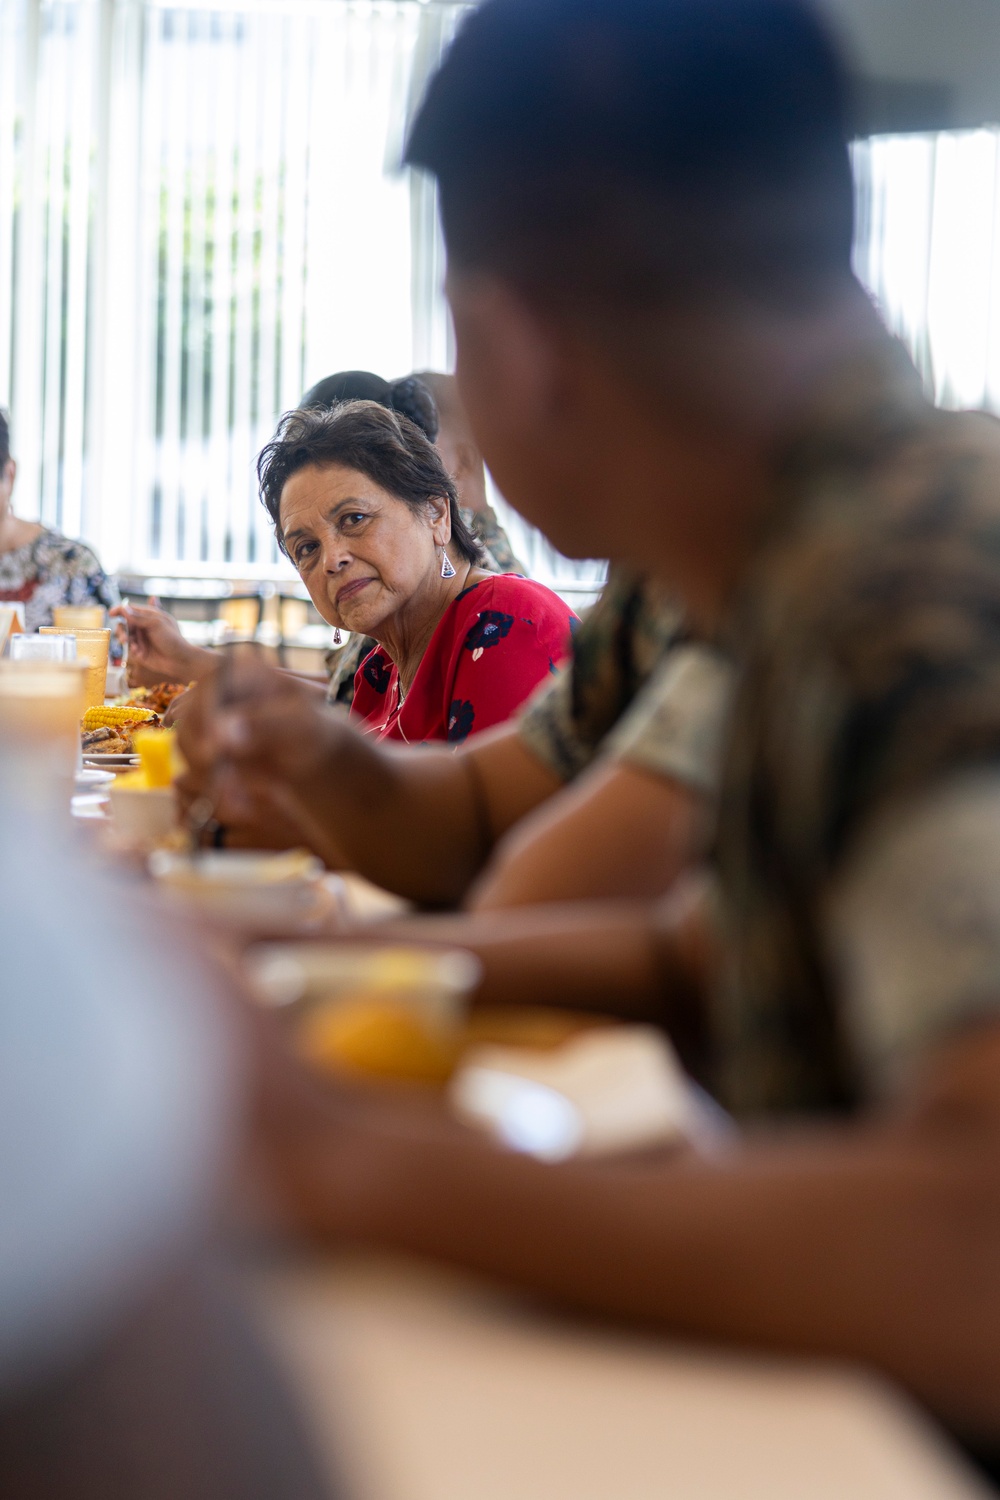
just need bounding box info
[333,627,343,645]
[440,550,457,580]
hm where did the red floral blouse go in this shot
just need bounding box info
[350,574,577,745]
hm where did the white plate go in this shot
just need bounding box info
[76,766,116,787]
[71,792,110,820]
[83,752,140,767]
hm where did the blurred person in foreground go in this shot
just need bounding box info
[191,0,1000,1464]
[0,410,119,631]
[0,774,329,1496]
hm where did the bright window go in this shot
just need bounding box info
[854,129,1000,411]
[4,7,996,598]
[0,0,466,579]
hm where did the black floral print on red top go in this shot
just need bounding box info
[463,610,515,652]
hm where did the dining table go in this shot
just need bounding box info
[59,730,999,1500]
[250,1249,995,1500]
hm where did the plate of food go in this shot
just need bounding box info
[81,705,160,761]
[116,682,190,716]
[84,752,140,767]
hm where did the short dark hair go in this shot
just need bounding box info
[257,401,481,564]
[0,410,9,469]
[406,0,854,312]
[300,370,439,442]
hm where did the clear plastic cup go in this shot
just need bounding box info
[39,626,111,708]
[0,659,89,787]
[9,633,78,662]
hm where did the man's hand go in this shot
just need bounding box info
[178,652,348,788]
[162,687,193,728]
[112,600,216,689]
[174,757,326,856]
[175,653,357,866]
[237,988,1000,1436]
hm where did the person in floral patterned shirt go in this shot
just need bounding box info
[0,411,118,632]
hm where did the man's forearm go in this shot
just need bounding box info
[278,727,564,905]
[287,737,489,904]
[370,901,669,1021]
[272,1087,1000,1439]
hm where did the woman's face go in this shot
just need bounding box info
[279,463,449,637]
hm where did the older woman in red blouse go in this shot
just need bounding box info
[257,401,574,744]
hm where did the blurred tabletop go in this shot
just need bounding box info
[250,1251,993,1500]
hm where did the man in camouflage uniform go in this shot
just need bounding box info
[518,564,730,797]
[200,0,1000,1460]
[712,342,1000,1116]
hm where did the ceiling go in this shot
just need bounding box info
[815,0,1000,133]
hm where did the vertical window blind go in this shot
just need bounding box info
[3,4,1000,587]
[853,129,1000,412]
[0,0,467,578]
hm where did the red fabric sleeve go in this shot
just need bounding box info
[438,576,576,744]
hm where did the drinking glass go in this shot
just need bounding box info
[0,604,19,655]
[0,659,89,786]
[39,626,111,708]
[10,633,78,662]
[53,604,106,630]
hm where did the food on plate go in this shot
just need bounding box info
[82,704,157,731]
[295,1002,607,1087]
[298,998,463,1084]
[81,726,134,755]
[81,704,158,756]
[121,682,190,716]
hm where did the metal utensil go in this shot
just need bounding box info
[185,640,263,855]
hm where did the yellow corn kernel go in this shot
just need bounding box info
[81,705,156,731]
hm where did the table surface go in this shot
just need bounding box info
[251,1252,994,1500]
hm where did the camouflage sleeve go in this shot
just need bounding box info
[601,644,734,795]
[517,565,687,782]
[827,768,1000,1096]
[465,507,526,575]
[325,634,372,708]
[517,666,592,782]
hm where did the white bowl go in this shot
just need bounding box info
[109,784,177,848]
[148,848,325,932]
[245,942,481,1026]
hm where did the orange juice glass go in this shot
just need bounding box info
[39,626,111,708]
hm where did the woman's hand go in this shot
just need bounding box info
[111,600,216,689]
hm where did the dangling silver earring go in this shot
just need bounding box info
[440,551,457,579]
[333,627,343,645]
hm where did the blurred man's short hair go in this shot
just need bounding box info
[406,0,855,313]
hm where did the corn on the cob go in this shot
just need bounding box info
[82,705,157,731]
